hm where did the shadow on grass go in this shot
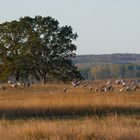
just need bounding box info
[0,106,139,120]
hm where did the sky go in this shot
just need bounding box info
[0,0,140,55]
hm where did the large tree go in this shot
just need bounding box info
[0,16,82,84]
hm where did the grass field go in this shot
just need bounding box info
[0,83,139,140]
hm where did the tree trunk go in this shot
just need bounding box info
[42,75,46,85]
[15,70,20,81]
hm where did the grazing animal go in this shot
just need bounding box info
[0,84,5,90]
[8,80,18,88]
[11,83,18,88]
[131,85,139,91]
[107,80,111,85]
[95,87,98,92]
[121,80,126,87]
[104,87,107,92]
[119,86,133,92]
[63,87,67,93]
[132,85,137,91]
[107,84,114,91]
[71,80,80,87]
[122,82,126,87]
[119,87,125,92]
[8,80,31,88]
[8,80,13,84]
[26,82,31,87]
[115,80,121,85]
[100,85,107,92]
[125,86,131,92]
[89,86,92,90]
[83,81,90,87]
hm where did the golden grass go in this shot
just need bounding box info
[0,84,139,119]
[0,83,139,140]
[0,115,139,140]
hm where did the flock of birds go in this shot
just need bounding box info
[0,80,31,90]
[63,79,140,93]
[0,79,139,93]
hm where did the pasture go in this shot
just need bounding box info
[0,82,139,140]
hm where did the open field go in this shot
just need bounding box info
[0,115,139,140]
[0,83,139,140]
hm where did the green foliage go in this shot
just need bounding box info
[0,16,82,83]
[79,64,140,80]
[80,67,92,80]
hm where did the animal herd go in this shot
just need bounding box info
[0,79,139,94]
[0,80,31,90]
[63,79,139,93]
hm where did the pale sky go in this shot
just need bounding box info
[0,0,140,54]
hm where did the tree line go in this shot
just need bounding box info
[0,16,82,84]
[73,54,140,65]
[79,64,140,80]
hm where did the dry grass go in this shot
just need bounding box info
[0,115,139,140]
[0,83,139,140]
[0,84,139,119]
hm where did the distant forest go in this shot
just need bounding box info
[73,53,140,80]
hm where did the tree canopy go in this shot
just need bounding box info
[0,16,82,84]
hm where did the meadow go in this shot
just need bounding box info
[0,82,139,140]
